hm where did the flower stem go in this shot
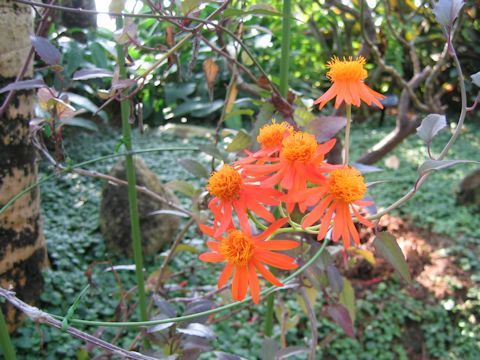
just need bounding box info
[279,0,292,98]
[0,306,16,360]
[115,16,149,346]
[344,104,352,165]
[265,0,293,337]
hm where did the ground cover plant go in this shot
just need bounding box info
[0,0,479,359]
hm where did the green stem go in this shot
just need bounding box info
[344,104,352,165]
[0,306,16,360]
[265,0,293,336]
[279,0,292,98]
[49,239,330,328]
[0,146,197,217]
[115,17,149,342]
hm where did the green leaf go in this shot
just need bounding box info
[224,5,284,18]
[166,180,197,197]
[198,144,228,162]
[182,0,202,15]
[339,277,356,323]
[374,232,411,283]
[179,158,209,178]
[226,130,252,152]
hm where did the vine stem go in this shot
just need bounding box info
[279,0,292,98]
[115,16,149,347]
[0,306,16,360]
[0,146,197,217]
[28,240,330,328]
[265,0,293,338]
[344,104,352,165]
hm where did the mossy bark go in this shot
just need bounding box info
[0,0,48,333]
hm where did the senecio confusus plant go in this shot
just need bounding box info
[199,56,385,303]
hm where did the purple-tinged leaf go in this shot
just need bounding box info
[152,296,177,318]
[326,264,343,294]
[472,71,480,87]
[326,304,355,338]
[177,323,216,340]
[0,79,46,94]
[72,68,114,80]
[374,232,411,283]
[261,338,278,360]
[111,79,137,90]
[147,209,189,218]
[433,0,464,29]
[339,277,356,323]
[306,116,347,142]
[181,299,214,325]
[352,162,383,174]
[214,351,242,360]
[146,322,175,333]
[30,36,61,65]
[276,346,309,359]
[362,195,377,215]
[416,114,447,144]
[418,159,479,177]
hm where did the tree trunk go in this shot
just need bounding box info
[0,0,48,333]
[357,69,431,165]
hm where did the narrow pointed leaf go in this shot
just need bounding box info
[226,130,251,152]
[374,232,411,283]
[31,36,61,65]
[0,79,46,94]
[179,158,209,179]
[339,277,356,323]
[418,160,479,177]
[326,304,355,338]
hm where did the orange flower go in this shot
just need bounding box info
[207,165,282,236]
[236,121,293,166]
[314,56,385,109]
[289,166,373,249]
[241,131,336,212]
[198,218,299,303]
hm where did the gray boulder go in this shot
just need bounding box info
[456,169,480,209]
[100,157,181,257]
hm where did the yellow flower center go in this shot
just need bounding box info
[328,166,367,203]
[220,230,255,266]
[281,132,318,162]
[207,165,243,201]
[326,56,368,83]
[257,121,293,149]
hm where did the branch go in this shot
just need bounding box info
[0,287,158,360]
[300,287,318,360]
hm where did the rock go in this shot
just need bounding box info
[456,169,480,209]
[100,157,181,257]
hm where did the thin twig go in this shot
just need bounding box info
[300,287,318,360]
[0,288,158,360]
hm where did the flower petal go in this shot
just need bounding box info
[256,240,299,250]
[255,250,298,270]
[218,263,234,288]
[199,252,224,262]
[248,263,260,304]
[253,259,283,286]
[254,218,289,241]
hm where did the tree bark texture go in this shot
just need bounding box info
[0,0,48,333]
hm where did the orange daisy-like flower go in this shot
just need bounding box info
[289,166,373,249]
[241,131,336,212]
[207,164,282,236]
[236,121,293,166]
[198,218,299,303]
[314,56,385,109]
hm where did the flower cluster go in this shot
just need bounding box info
[199,56,381,303]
